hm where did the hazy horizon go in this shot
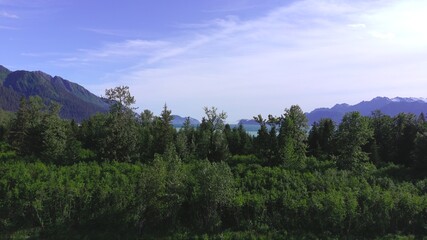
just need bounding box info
[1,0,426,122]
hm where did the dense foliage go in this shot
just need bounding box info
[1,87,427,239]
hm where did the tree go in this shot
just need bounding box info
[308,118,335,159]
[152,104,175,155]
[308,122,321,157]
[370,110,393,164]
[198,107,230,162]
[225,124,253,156]
[253,114,277,164]
[335,112,373,170]
[138,109,155,161]
[63,120,88,164]
[79,113,108,153]
[140,109,154,127]
[413,132,427,173]
[105,85,136,113]
[0,109,13,142]
[99,86,139,162]
[277,105,309,167]
[9,97,40,156]
[188,160,235,232]
[40,102,67,162]
[203,106,227,132]
[8,97,65,159]
[391,113,418,166]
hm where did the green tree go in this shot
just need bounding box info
[196,107,229,162]
[135,147,186,232]
[8,96,66,160]
[79,113,108,154]
[278,105,309,167]
[175,118,197,161]
[253,114,278,164]
[0,109,13,142]
[99,86,139,162]
[370,110,393,164]
[188,160,235,232]
[152,104,175,155]
[9,97,39,156]
[105,85,136,113]
[391,113,418,167]
[308,118,335,159]
[225,124,253,156]
[138,109,155,161]
[40,102,67,162]
[413,131,427,174]
[336,112,373,170]
[204,106,227,132]
[63,120,88,164]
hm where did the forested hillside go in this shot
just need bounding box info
[1,86,427,239]
[0,65,109,122]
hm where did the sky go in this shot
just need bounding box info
[1,0,427,122]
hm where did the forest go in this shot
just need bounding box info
[1,86,427,239]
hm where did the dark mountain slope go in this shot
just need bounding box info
[0,65,109,121]
[0,65,11,84]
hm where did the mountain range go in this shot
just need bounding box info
[1,65,426,125]
[305,97,427,124]
[238,97,427,125]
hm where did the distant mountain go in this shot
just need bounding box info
[0,65,109,122]
[237,119,258,125]
[306,97,427,124]
[171,115,200,126]
[235,97,427,126]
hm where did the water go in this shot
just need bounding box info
[174,124,261,136]
[228,124,260,136]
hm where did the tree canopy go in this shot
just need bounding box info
[1,87,427,239]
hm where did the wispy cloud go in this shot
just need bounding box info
[0,25,17,30]
[203,4,261,13]
[348,23,366,28]
[63,0,427,121]
[80,28,130,37]
[1,10,18,18]
[77,40,170,60]
[21,52,67,57]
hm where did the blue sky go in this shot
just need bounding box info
[1,0,427,122]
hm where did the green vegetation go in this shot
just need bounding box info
[1,86,427,239]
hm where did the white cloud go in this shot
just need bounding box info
[348,23,366,28]
[0,10,18,18]
[370,31,395,40]
[67,0,427,121]
[80,28,124,37]
[81,40,170,59]
[0,24,17,30]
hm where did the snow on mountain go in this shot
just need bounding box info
[391,97,427,103]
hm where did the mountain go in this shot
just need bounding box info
[171,115,200,126]
[237,119,258,125]
[0,65,109,122]
[0,65,10,83]
[236,97,427,126]
[306,97,427,124]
